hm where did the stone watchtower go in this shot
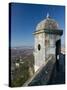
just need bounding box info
[33,14,63,72]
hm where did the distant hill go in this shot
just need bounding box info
[11,46,34,50]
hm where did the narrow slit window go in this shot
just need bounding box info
[38,44,41,51]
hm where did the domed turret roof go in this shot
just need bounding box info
[36,13,59,31]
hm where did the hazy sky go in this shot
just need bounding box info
[10,3,65,47]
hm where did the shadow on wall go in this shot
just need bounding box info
[48,53,65,85]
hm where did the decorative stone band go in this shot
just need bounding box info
[33,29,63,36]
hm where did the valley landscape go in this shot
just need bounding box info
[11,46,34,87]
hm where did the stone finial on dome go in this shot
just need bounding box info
[46,13,51,19]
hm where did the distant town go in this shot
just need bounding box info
[11,46,34,87]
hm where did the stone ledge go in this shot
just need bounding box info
[33,29,63,36]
